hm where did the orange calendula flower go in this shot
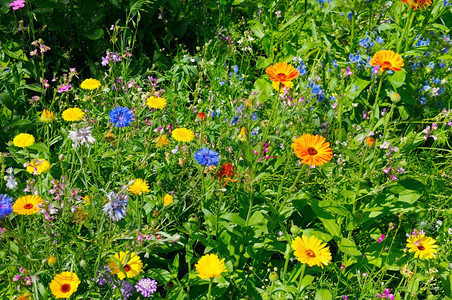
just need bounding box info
[370,50,404,73]
[365,137,375,147]
[291,134,333,167]
[401,0,432,10]
[265,62,299,83]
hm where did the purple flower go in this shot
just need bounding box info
[346,67,353,76]
[377,234,385,243]
[10,0,25,10]
[0,194,13,219]
[135,278,158,297]
[57,84,71,93]
[194,148,220,166]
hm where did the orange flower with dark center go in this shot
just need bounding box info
[365,137,375,147]
[197,112,206,119]
[291,134,333,167]
[401,0,432,10]
[265,63,299,83]
[370,50,404,73]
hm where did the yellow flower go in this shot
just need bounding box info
[370,50,404,73]
[62,108,85,122]
[238,127,247,141]
[147,96,167,110]
[26,158,51,175]
[154,134,170,148]
[12,133,35,148]
[80,78,101,90]
[195,253,227,279]
[128,178,150,195]
[172,128,194,143]
[291,235,332,268]
[271,81,294,92]
[406,234,438,260]
[265,62,299,83]
[82,195,90,205]
[48,255,57,265]
[291,134,333,167]
[40,109,56,122]
[49,271,80,299]
[108,251,143,280]
[163,194,173,206]
[13,195,44,215]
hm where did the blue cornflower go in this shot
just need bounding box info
[232,65,239,74]
[0,194,13,219]
[102,192,128,222]
[427,62,435,69]
[252,112,258,121]
[194,148,220,166]
[109,106,134,127]
[231,115,239,125]
[423,82,431,91]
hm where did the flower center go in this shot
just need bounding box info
[417,245,425,251]
[60,283,71,293]
[381,61,393,68]
[24,203,34,210]
[276,73,287,81]
[124,264,131,272]
[306,250,316,258]
[307,147,318,155]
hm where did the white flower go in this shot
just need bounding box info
[68,126,96,147]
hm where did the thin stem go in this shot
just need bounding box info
[397,8,414,53]
[369,72,385,131]
[278,164,307,214]
[297,264,307,296]
[207,278,213,300]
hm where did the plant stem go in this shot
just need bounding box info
[278,164,307,214]
[369,72,385,131]
[207,278,213,300]
[297,263,307,296]
[397,8,414,53]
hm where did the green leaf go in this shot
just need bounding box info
[82,28,104,40]
[310,201,342,240]
[315,289,332,300]
[220,213,246,228]
[388,70,406,88]
[346,79,371,100]
[281,15,302,30]
[339,238,362,256]
[249,21,265,39]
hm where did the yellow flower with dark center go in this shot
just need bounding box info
[48,255,57,265]
[147,96,167,109]
[163,194,173,206]
[195,253,227,279]
[291,134,333,167]
[128,178,150,195]
[401,0,432,10]
[80,78,101,90]
[12,133,35,148]
[265,62,299,83]
[291,235,332,268]
[406,234,438,260]
[49,271,80,299]
[172,128,194,143]
[370,50,404,73]
[40,109,56,122]
[155,134,170,148]
[108,251,143,280]
[13,195,44,215]
[62,108,85,122]
[271,80,294,92]
[26,158,51,175]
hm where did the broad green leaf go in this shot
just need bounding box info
[346,79,371,100]
[315,289,332,300]
[388,70,406,88]
[249,21,265,39]
[339,238,362,256]
[221,213,246,228]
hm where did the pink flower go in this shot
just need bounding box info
[10,0,25,10]
[57,84,71,93]
[377,234,385,243]
[346,67,353,76]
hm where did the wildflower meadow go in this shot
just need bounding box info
[1,0,452,299]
